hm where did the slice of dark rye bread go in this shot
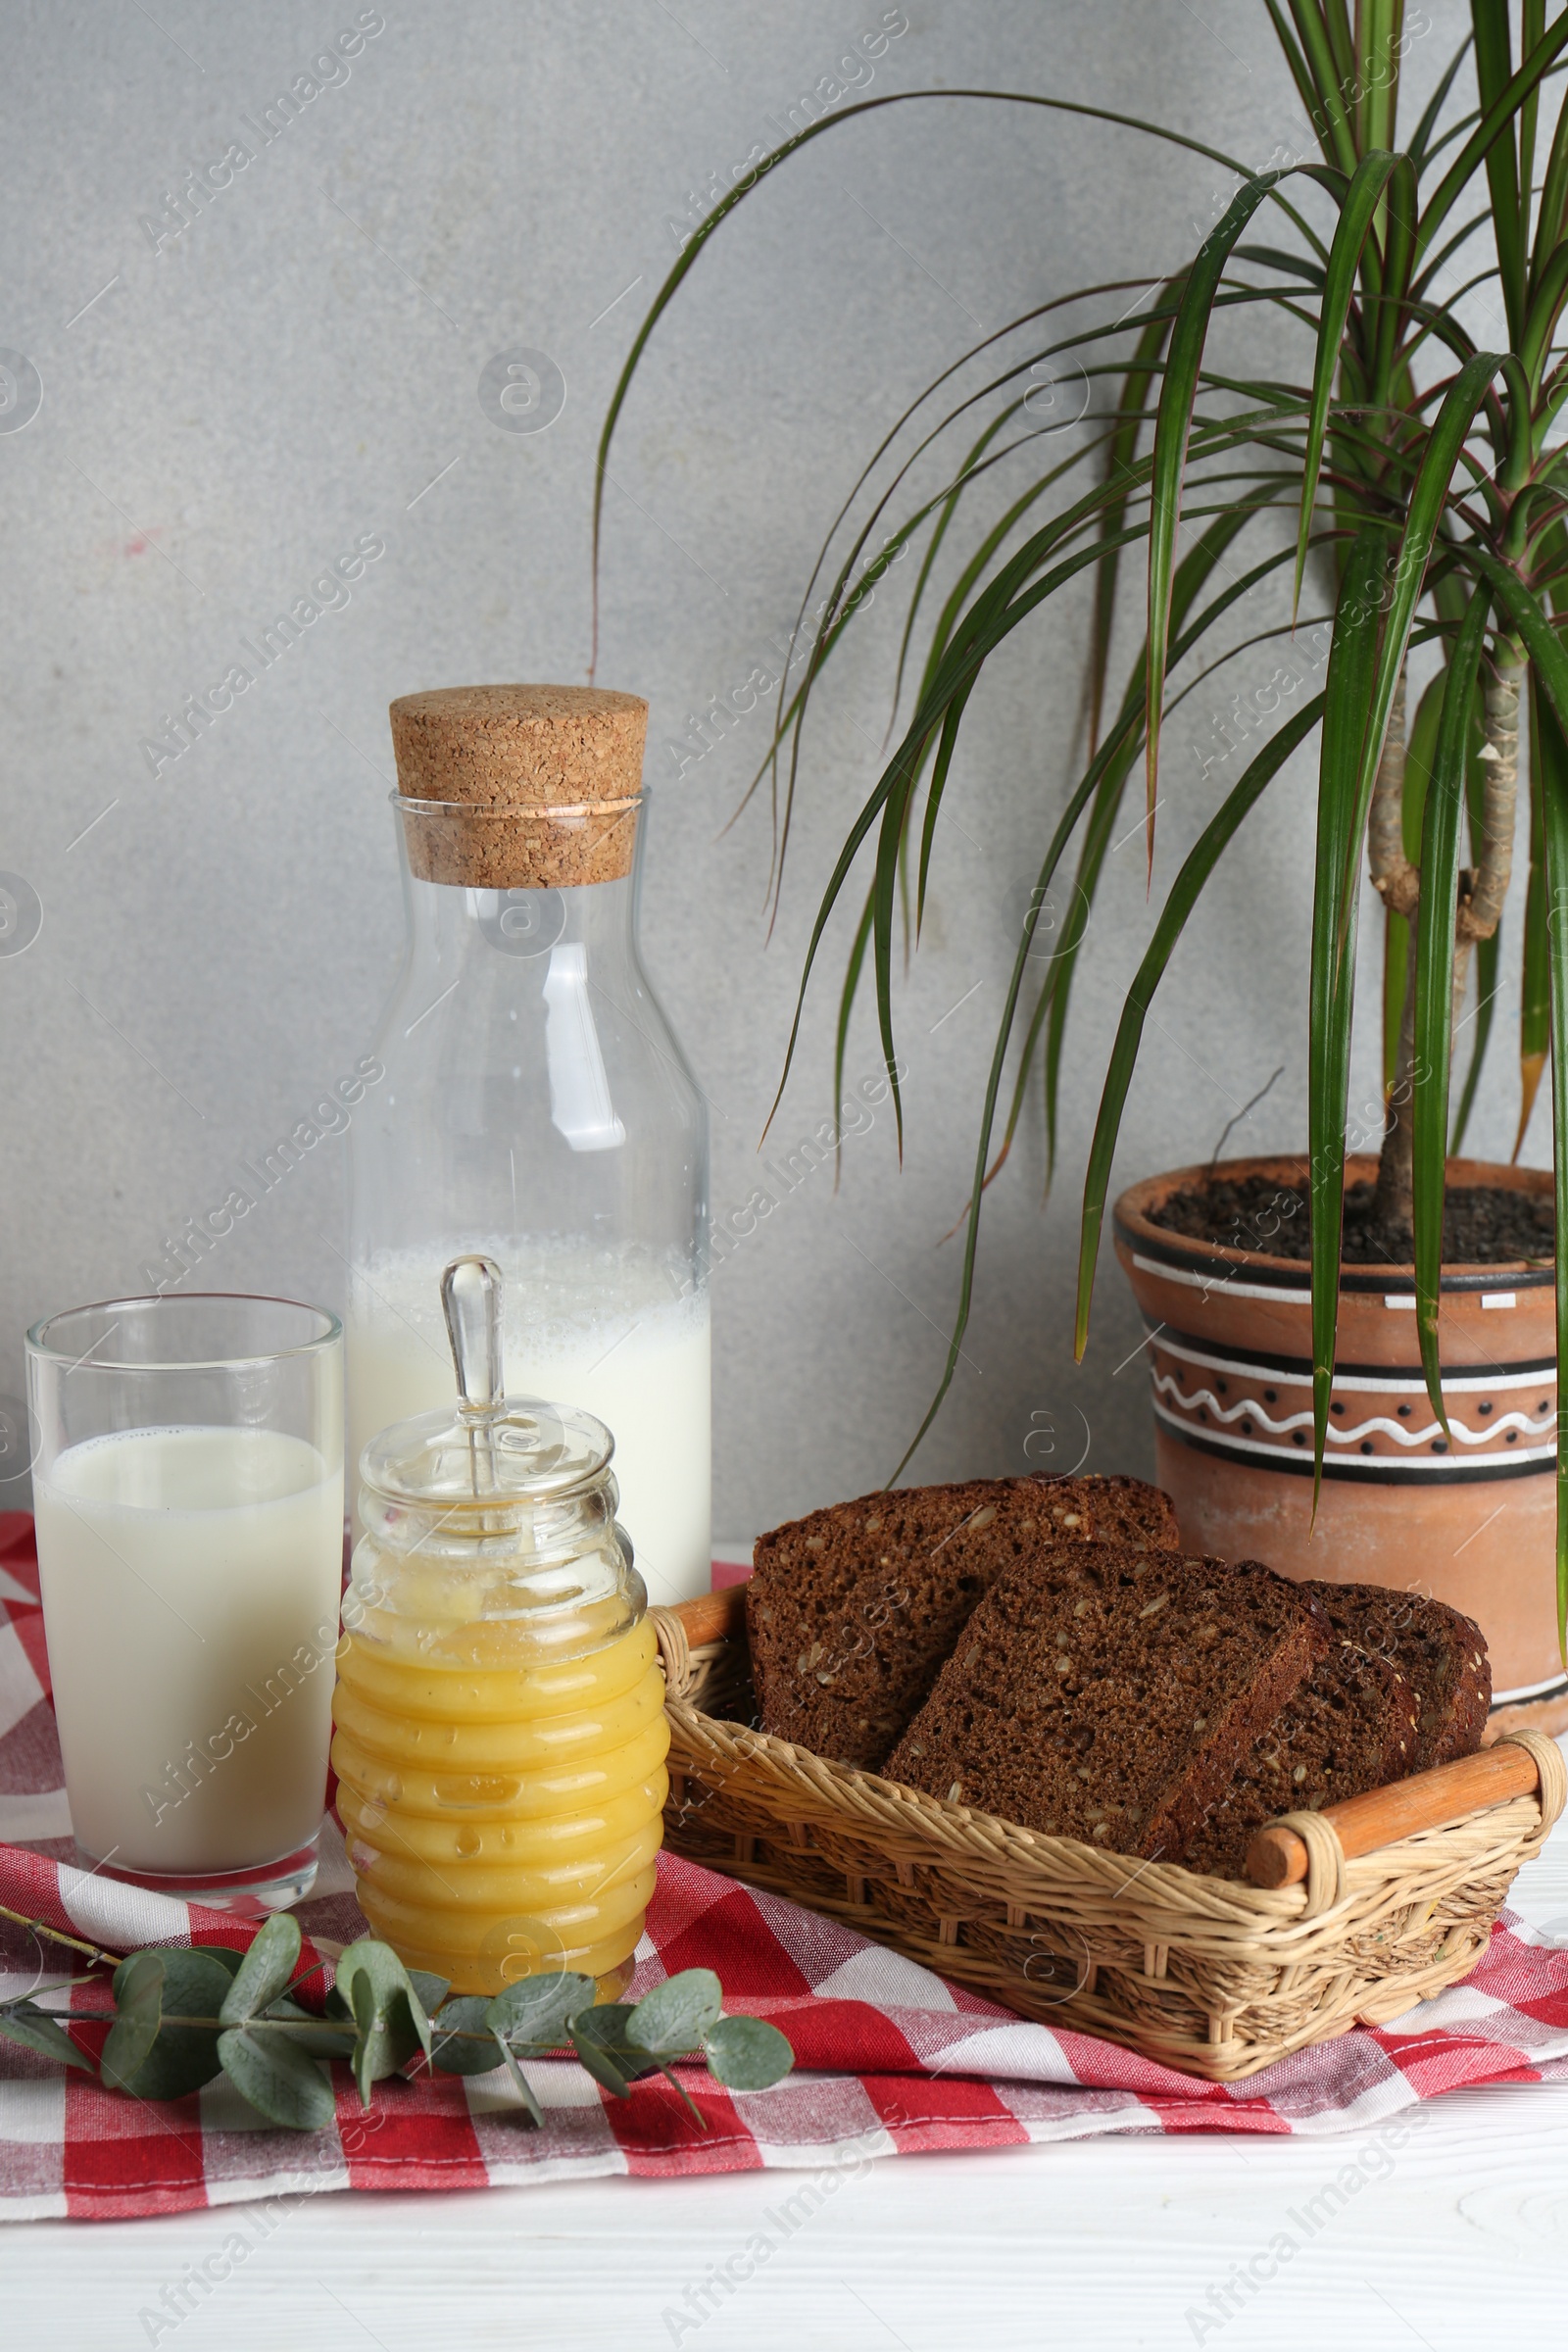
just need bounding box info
[1176,1582,1489,1877]
[1304,1582,1491,1771]
[745,1475,1180,1771]
[881,1546,1328,1858]
[1180,1644,1419,1880]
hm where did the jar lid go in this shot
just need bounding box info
[359,1254,615,1510]
[360,1394,614,1512]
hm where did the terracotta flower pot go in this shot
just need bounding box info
[1113,1153,1566,1740]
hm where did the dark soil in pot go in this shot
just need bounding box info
[1148,1170,1555,1266]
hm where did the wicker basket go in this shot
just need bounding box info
[651,1591,1567,2082]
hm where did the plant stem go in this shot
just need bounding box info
[30,2010,708,2069]
[0,1903,121,1972]
[1368,667,1418,916]
[1371,669,1418,1232]
[1460,647,1525,939]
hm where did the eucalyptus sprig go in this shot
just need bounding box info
[0,1912,793,2132]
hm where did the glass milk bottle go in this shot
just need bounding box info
[333,1256,669,1998]
[347,685,710,1606]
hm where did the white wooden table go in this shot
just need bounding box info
[10,1762,1567,2351]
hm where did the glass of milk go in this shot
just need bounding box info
[25,1294,344,1912]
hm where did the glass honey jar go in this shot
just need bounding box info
[331,1255,669,1998]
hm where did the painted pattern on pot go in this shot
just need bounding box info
[1144,1304,1555,1477]
[1113,1155,1566,1739]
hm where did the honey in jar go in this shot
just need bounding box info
[331,1256,668,1997]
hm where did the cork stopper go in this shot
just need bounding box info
[388,684,648,889]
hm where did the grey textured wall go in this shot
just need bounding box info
[0,0,1503,1540]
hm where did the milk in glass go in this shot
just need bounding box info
[34,1425,343,1873]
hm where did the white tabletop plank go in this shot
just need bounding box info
[9,1775,1567,2352]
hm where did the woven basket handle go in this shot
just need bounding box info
[652,1586,747,1701]
[1247,1729,1568,1890]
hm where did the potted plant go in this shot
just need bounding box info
[596,3,1568,1735]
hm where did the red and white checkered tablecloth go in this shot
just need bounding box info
[4,1510,1568,2223]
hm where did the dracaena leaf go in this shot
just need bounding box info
[592,86,1292,662]
[1294,149,1402,619]
[1471,0,1528,347]
[1411,588,1493,1429]
[897,531,1306,1480]
[1539,732,1568,1665]
[1088,286,1179,754]
[1451,923,1501,1155]
[766,514,1151,1174]
[1333,355,1502,976]
[1308,531,1387,1508]
[1416,11,1568,273]
[1145,171,1281,835]
[1282,0,1358,173]
[1384,673,1445,1090]
[1076,694,1325,1356]
[1515,675,1556,1157]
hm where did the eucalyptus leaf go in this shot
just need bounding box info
[0,2001,93,2073]
[336,1938,433,2056]
[155,1946,249,2019]
[217,2026,337,2132]
[701,2015,796,2093]
[347,1975,419,2109]
[407,1970,451,2016]
[484,1972,595,2052]
[568,2004,662,2100]
[336,1937,433,2105]
[111,1948,158,2003]
[219,1912,302,2027]
[429,1997,505,2076]
[114,2031,224,2104]
[115,1949,236,2101]
[101,1951,164,2093]
[625,1969,722,2058]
